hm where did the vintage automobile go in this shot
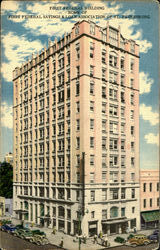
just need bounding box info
[1,224,17,234]
[31,229,46,236]
[29,234,49,245]
[148,233,159,242]
[13,228,31,238]
[128,234,150,247]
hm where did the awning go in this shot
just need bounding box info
[141,210,160,222]
[102,218,129,224]
[14,209,28,214]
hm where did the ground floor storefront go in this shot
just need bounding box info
[141,210,160,229]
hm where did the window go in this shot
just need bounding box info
[90,172,95,183]
[143,183,146,192]
[90,42,94,58]
[102,209,107,220]
[157,198,160,206]
[143,199,146,208]
[109,71,118,83]
[121,140,125,151]
[76,66,80,77]
[110,207,118,218]
[90,190,95,201]
[131,189,135,198]
[77,172,80,183]
[121,107,125,117]
[109,105,118,116]
[102,189,107,201]
[76,43,80,60]
[120,57,125,70]
[121,123,125,134]
[90,101,94,111]
[121,172,125,182]
[109,53,118,67]
[110,172,118,182]
[90,155,94,166]
[76,190,80,201]
[121,188,125,199]
[150,198,152,207]
[149,183,152,192]
[132,207,135,213]
[102,49,106,64]
[102,137,107,150]
[131,142,134,151]
[90,119,94,130]
[131,126,134,136]
[102,68,106,80]
[130,110,134,120]
[102,103,106,114]
[90,65,94,77]
[76,101,80,113]
[110,139,118,150]
[90,81,94,94]
[76,155,80,166]
[76,137,80,149]
[91,211,95,218]
[121,208,125,217]
[131,157,135,167]
[109,88,117,100]
[76,82,79,96]
[130,93,134,105]
[121,92,125,103]
[102,86,106,98]
[76,119,80,131]
[102,172,107,182]
[90,137,94,148]
[121,74,125,86]
[131,173,135,182]
[130,78,134,88]
[121,156,125,167]
[157,183,159,192]
[102,120,106,132]
[110,189,118,200]
[90,23,95,35]
[130,59,134,71]
[102,155,107,168]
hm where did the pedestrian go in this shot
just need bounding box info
[104,234,108,246]
[99,231,103,239]
[83,234,87,244]
[93,234,98,244]
[60,237,64,247]
[133,226,137,233]
[52,226,56,234]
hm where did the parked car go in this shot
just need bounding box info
[128,234,150,247]
[13,228,31,238]
[1,224,17,234]
[31,229,46,236]
[114,236,126,244]
[29,234,49,245]
[148,233,159,242]
[153,229,159,235]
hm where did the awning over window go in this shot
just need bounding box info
[141,210,160,222]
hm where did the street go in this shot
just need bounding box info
[103,243,158,250]
[0,231,63,250]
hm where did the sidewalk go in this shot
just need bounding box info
[30,226,154,250]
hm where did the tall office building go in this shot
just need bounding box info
[13,20,140,236]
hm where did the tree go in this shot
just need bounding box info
[0,162,13,198]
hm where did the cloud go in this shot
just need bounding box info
[140,104,159,126]
[1,1,20,13]
[2,32,43,82]
[144,133,159,146]
[1,102,13,129]
[139,72,153,94]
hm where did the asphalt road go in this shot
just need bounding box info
[0,231,63,250]
[103,243,158,250]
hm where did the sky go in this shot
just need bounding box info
[1,0,159,169]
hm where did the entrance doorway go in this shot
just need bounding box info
[110,224,118,234]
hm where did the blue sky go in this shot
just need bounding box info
[1,1,159,169]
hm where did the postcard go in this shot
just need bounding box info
[1,1,159,249]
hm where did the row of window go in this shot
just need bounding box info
[143,182,159,192]
[143,198,160,208]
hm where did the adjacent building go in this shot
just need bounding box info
[13,20,140,236]
[140,170,160,228]
[4,152,13,165]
